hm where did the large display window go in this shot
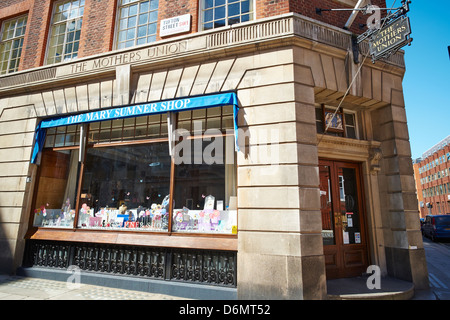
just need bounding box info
[31,102,237,236]
[78,142,171,231]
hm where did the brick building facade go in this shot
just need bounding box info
[0,0,428,299]
[413,136,450,218]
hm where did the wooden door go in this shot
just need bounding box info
[319,159,369,279]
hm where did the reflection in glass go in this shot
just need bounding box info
[33,149,79,228]
[172,137,237,234]
[78,142,171,231]
[340,167,361,245]
[320,165,335,245]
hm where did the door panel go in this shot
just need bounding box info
[320,160,368,279]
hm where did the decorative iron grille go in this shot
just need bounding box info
[22,240,237,287]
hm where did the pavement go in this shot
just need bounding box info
[326,275,440,300]
[0,272,443,300]
[0,274,190,300]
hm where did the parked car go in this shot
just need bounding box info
[422,215,450,241]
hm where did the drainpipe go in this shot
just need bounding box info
[344,0,366,30]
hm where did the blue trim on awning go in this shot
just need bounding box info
[31,92,239,163]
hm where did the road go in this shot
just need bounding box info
[422,236,450,300]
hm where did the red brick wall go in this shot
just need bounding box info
[20,0,52,70]
[288,0,387,34]
[0,0,388,72]
[78,0,117,57]
[256,0,290,18]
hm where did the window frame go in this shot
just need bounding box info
[45,0,85,65]
[0,14,28,75]
[199,0,255,31]
[315,104,360,139]
[31,105,237,237]
[114,0,159,50]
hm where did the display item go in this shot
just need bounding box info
[78,195,170,231]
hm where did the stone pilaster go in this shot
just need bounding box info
[371,87,429,290]
[236,47,326,299]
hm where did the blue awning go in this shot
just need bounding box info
[31,92,239,163]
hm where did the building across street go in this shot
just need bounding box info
[413,136,450,218]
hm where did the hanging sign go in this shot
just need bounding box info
[369,16,412,61]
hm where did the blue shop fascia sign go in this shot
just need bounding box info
[31,92,239,163]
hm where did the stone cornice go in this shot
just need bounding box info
[0,13,405,95]
[317,134,382,170]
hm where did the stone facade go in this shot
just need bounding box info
[0,3,428,299]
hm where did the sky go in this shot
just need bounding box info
[384,0,450,160]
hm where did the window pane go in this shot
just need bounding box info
[138,25,147,37]
[138,13,148,25]
[33,149,79,228]
[215,6,226,19]
[150,0,159,10]
[215,19,225,28]
[140,1,149,12]
[129,4,138,16]
[204,9,213,22]
[201,0,254,30]
[228,3,240,16]
[78,143,171,231]
[205,0,214,9]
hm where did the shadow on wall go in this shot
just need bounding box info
[0,216,13,274]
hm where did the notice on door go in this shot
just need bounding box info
[343,231,349,244]
[355,232,361,244]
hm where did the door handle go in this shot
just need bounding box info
[334,214,341,227]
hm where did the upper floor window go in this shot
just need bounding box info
[200,0,254,31]
[315,105,359,139]
[46,0,85,65]
[116,0,159,49]
[0,15,27,74]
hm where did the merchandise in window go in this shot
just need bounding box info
[31,104,237,236]
[201,0,254,31]
[0,15,27,75]
[172,106,237,234]
[116,0,159,49]
[78,143,171,231]
[46,0,84,64]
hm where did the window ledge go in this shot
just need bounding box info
[26,228,238,251]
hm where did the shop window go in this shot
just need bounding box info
[44,125,81,148]
[200,0,254,31]
[172,107,237,234]
[33,148,79,228]
[78,142,171,230]
[87,114,167,144]
[32,105,237,235]
[46,0,84,64]
[315,105,359,139]
[0,15,27,75]
[116,0,159,49]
